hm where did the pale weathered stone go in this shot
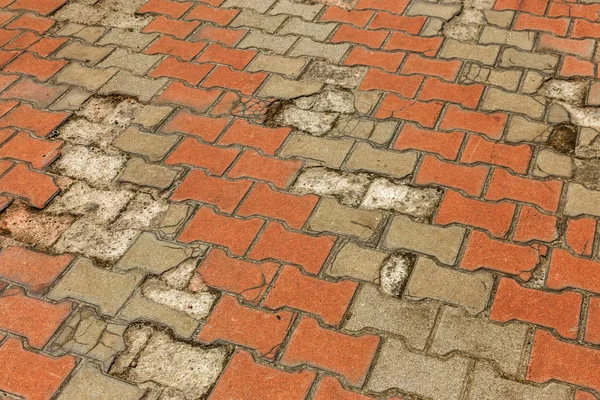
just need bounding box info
[48,258,143,316]
[99,71,167,102]
[117,232,193,274]
[482,88,546,119]
[292,167,371,207]
[345,284,439,350]
[269,0,323,19]
[56,63,118,91]
[405,257,494,314]
[346,143,417,178]
[522,71,546,94]
[97,28,157,50]
[113,127,178,162]
[330,117,374,139]
[280,135,354,167]
[354,91,382,115]
[406,0,461,19]
[431,306,530,375]
[58,363,143,400]
[290,38,351,63]
[53,145,126,187]
[98,48,162,75]
[564,183,600,217]
[479,26,535,50]
[367,338,469,399]
[279,17,337,41]
[132,105,173,129]
[370,121,398,144]
[328,242,387,282]
[460,63,522,92]
[222,0,276,13]
[49,88,93,111]
[238,31,297,53]
[258,75,323,99]
[56,42,115,64]
[309,198,384,241]
[230,9,287,33]
[440,40,500,65]
[485,10,514,27]
[119,158,178,189]
[501,48,559,73]
[301,61,368,89]
[247,54,306,78]
[548,103,571,124]
[159,203,192,237]
[506,116,552,143]
[534,149,573,178]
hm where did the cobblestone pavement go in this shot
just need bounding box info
[2,0,600,398]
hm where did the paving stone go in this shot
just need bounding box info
[431,306,530,375]
[159,203,192,237]
[461,63,522,92]
[479,26,535,50]
[132,104,173,129]
[346,142,417,178]
[58,363,143,400]
[440,40,500,65]
[55,63,118,91]
[290,38,351,63]
[328,242,387,282]
[467,362,573,400]
[117,232,194,275]
[97,48,162,75]
[370,121,398,144]
[354,91,381,115]
[97,28,157,50]
[500,48,559,73]
[384,215,465,265]
[309,198,384,241]
[230,9,287,33]
[99,71,167,102]
[112,126,179,162]
[119,157,178,189]
[505,116,552,143]
[238,30,297,53]
[534,149,573,178]
[279,17,337,41]
[56,42,114,64]
[48,258,143,316]
[222,0,276,13]
[49,87,93,111]
[482,88,546,119]
[367,338,470,399]
[345,284,439,350]
[292,167,371,207]
[269,0,323,20]
[406,0,461,19]
[302,61,368,89]
[564,183,600,217]
[405,257,493,314]
[247,54,306,78]
[258,75,323,99]
[280,134,354,167]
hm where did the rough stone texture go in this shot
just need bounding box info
[99,71,167,102]
[564,183,600,217]
[500,48,559,73]
[112,127,178,162]
[58,363,143,400]
[292,167,371,207]
[328,242,387,282]
[534,149,573,178]
[309,198,383,241]
[258,75,323,99]
[118,157,178,189]
[482,88,546,119]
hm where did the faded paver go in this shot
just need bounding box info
[1,0,600,398]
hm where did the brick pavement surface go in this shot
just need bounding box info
[0,0,599,398]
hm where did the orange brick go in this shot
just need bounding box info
[3,52,66,81]
[193,248,279,303]
[142,15,199,39]
[264,265,357,326]
[162,109,229,141]
[491,278,582,339]
[237,183,318,229]
[369,12,425,34]
[538,33,595,59]
[0,75,18,93]
[5,31,39,50]
[513,205,558,243]
[514,14,569,36]
[0,338,75,400]
[418,78,484,109]
[27,37,67,57]
[171,169,251,213]
[486,169,563,212]
[6,13,54,33]
[0,50,19,68]
[585,297,600,344]
[156,81,222,113]
[211,91,241,116]
[527,330,600,392]
[561,55,595,77]
[460,134,533,174]
[185,3,239,25]
[0,29,19,46]
[191,25,247,47]
[202,66,267,95]
[149,57,214,85]
[0,131,62,169]
[137,0,193,18]
[228,149,302,189]
[196,43,257,70]
[0,99,17,118]
[313,376,374,400]
[145,35,207,60]
[576,391,597,400]
[462,230,540,279]
[332,24,389,48]
[394,123,465,160]
[0,246,72,294]
[572,19,600,39]
[435,190,515,237]
[566,217,596,256]
[165,137,240,175]
[210,350,315,400]
[282,317,379,386]
[0,287,71,348]
[548,249,600,294]
[320,7,374,27]
[416,156,489,196]
[0,163,58,208]
[548,2,600,19]
[375,94,443,128]
[197,295,295,358]
[1,78,66,108]
[384,31,443,56]
[250,222,335,274]
[440,105,507,139]
[401,53,462,81]
[344,46,405,72]
[356,0,410,14]
[494,0,548,14]
[218,118,290,154]
[360,69,423,98]
[178,206,263,255]
[9,0,67,15]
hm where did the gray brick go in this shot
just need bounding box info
[238,31,297,53]
[564,183,600,217]
[247,54,306,78]
[118,157,177,189]
[482,88,546,119]
[431,306,530,375]
[440,40,500,65]
[222,0,276,13]
[345,284,439,350]
[290,38,351,63]
[99,71,167,102]
[55,42,114,64]
[269,0,323,20]
[346,143,417,178]
[534,149,573,178]
[230,9,287,33]
[97,48,162,75]
[367,338,469,400]
[405,257,494,314]
[279,17,337,41]
[58,363,143,400]
[279,134,354,167]
[328,242,386,282]
[406,0,461,20]
[117,232,193,275]
[112,127,178,162]
[258,75,323,99]
[301,61,368,89]
[49,87,92,111]
[505,116,551,143]
[97,28,157,51]
[55,63,118,91]
[384,215,465,265]
[479,26,535,51]
[485,10,514,28]
[309,198,384,241]
[500,48,559,73]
